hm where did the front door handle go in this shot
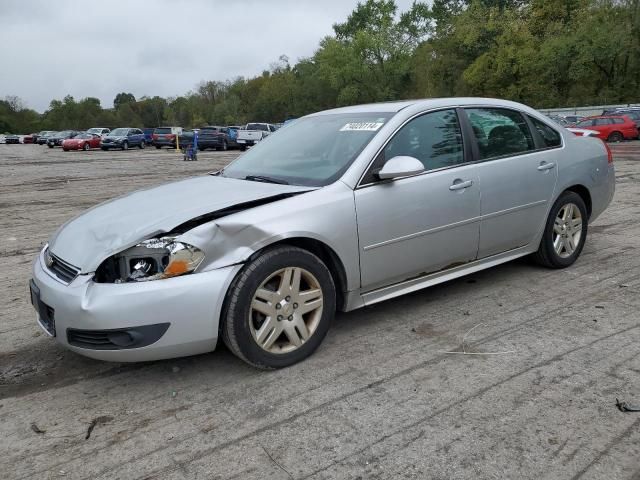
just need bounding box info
[537,162,555,171]
[449,179,473,191]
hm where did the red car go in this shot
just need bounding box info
[62,133,102,151]
[22,134,35,144]
[574,115,639,142]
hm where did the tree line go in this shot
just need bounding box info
[2,0,639,134]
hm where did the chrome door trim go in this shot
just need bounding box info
[363,215,482,251]
[480,199,548,221]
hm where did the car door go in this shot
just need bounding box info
[463,108,559,258]
[354,108,481,291]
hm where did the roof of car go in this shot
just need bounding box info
[312,97,541,115]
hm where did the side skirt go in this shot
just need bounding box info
[344,245,535,310]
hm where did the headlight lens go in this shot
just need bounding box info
[119,236,205,283]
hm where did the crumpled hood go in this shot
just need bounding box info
[48,175,311,273]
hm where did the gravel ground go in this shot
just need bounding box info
[0,142,639,479]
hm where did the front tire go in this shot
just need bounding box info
[222,246,336,369]
[83,142,90,151]
[532,191,588,268]
[122,141,129,151]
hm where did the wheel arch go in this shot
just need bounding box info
[608,130,623,141]
[248,237,349,311]
[564,184,592,219]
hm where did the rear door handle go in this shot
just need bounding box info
[449,179,473,191]
[537,162,555,171]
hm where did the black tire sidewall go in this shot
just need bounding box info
[541,192,588,267]
[224,247,336,368]
[608,132,622,142]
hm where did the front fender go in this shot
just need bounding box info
[178,182,361,291]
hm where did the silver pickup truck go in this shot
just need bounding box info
[236,123,277,150]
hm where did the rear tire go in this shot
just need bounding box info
[532,191,588,269]
[608,131,623,142]
[222,246,336,369]
[83,143,90,151]
[122,141,128,151]
[48,144,53,149]
[101,147,108,151]
[239,145,247,151]
[155,145,161,149]
[140,140,145,149]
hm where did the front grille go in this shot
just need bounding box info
[46,249,80,283]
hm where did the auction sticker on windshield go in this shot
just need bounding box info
[340,122,384,132]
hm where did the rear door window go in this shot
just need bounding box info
[594,118,611,126]
[465,108,535,159]
[528,116,562,148]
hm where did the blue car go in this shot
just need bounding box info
[100,128,146,151]
[142,127,155,145]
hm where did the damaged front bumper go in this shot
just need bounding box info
[31,248,242,362]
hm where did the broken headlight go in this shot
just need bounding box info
[99,236,205,283]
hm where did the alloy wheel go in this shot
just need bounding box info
[553,202,583,258]
[249,267,323,354]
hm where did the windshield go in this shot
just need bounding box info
[110,128,128,136]
[76,133,92,139]
[87,128,104,134]
[222,113,392,187]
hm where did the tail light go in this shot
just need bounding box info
[152,134,158,140]
[602,140,613,164]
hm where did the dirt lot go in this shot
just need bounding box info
[1,143,639,479]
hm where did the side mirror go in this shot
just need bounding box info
[376,156,425,180]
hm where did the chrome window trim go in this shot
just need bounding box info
[355,104,565,190]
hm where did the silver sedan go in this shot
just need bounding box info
[30,98,615,368]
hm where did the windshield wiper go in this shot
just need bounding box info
[244,175,289,185]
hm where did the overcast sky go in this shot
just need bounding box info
[0,0,415,112]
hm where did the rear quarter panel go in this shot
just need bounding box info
[555,132,614,223]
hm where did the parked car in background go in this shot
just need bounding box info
[561,115,584,125]
[152,126,183,149]
[87,127,110,138]
[603,108,640,128]
[196,126,241,151]
[48,130,81,148]
[36,131,56,144]
[225,126,241,147]
[142,128,155,145]
[63,133,102,151]
[5,134,20,144]
[575,115,639,142]
[100,128,146,150]
[29,97,615,366]
[236,122,276,150]
[547,115,571,127]
[22,134,35,144]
